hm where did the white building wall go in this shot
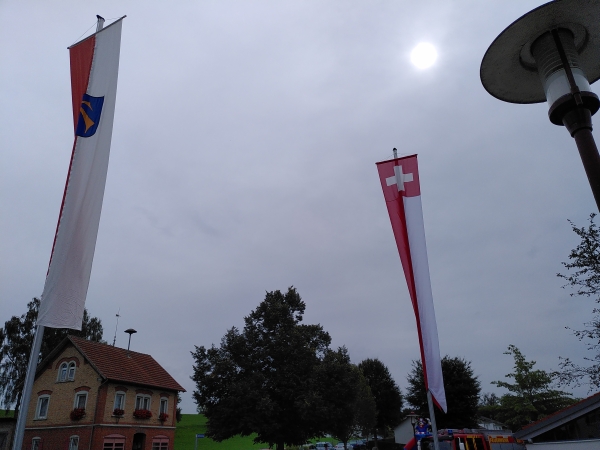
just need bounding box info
[526,439,600,450]
[394,420,415,445]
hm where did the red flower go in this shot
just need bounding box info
[159,412,169,421]
[70,408,86,421]
[113,408,125,417]
[133,409,152,419]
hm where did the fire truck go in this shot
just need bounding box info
[405,428,525,450]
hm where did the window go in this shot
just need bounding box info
[35,395,50,419]
[69,436,79,450]
[135,394,151,410]
[151,436,169,450]
[159,398,168,415]
[59,363,68,382]
[114,392,125,410]
[31,438,41,450]
[74,392,87,410]
[58,362,76,382]
[103,435,125,450]
[68,362,76,380]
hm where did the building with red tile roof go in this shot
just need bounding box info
[22,336,185,450]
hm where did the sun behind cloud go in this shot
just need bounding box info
[410,42,437,69]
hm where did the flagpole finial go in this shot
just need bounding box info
[393,148,398,158]
[96,15,105,32]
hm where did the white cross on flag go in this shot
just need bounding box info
[376,154,447,413]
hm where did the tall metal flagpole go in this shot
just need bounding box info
[426,390,440,450]
[12,325,45,450]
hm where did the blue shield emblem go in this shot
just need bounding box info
[76,94,104,137]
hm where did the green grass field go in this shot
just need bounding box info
[174,415,337,450]
[174,414,266,450]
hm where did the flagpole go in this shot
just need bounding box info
[426,390,440,450]
[12,325,45,450]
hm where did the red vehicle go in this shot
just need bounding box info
[405,429,525,450]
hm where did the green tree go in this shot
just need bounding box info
[191,287,331,450]
[405,356,481,429]
[176,393,183,423]
[313,348,376,449]
[492,345,575,431]
[358,358,403,444]
[477,392,501,422]
[556,213,600,389]
[353,372,377,439]
[0,298,104,414]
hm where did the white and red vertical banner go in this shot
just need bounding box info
[37,18,124,330]
[376,154,447,412]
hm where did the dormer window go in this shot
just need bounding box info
[58,362,76,382]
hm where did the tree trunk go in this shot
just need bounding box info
[372,428,378,450]
[276,440,284,450]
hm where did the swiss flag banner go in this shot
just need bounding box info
[376,154,447,412]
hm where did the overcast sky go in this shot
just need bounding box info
[1,0,599,415]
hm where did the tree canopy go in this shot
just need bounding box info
[405,356,481,429]
[491,345,575,431]
[0,298,104,413]
[313,347,376,448]
[358,358,403,440]
[477,392,501,422]
[191,287,332,450]
[556,213,600,389]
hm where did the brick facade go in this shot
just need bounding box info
[22,338,183,450]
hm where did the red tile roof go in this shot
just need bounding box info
[68,336,185,392]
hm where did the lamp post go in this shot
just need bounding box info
[481,0,600,210]
[407,411,418,443]
[124,328,137,356]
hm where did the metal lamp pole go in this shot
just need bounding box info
[124,328,137,356]
[407,411,418,448]
[481,0,600,211]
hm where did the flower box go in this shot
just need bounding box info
[70,408,86,421]
[159,412,169,422]
[133,409,152,419]
[113,408,125,417]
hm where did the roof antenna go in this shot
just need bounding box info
[96,15,105,32]
[124,328,137,357]
[112,309,120,346]
[393,148,398,159]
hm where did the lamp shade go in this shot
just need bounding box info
[480,0,600,104]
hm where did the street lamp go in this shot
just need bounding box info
[407,411,418,427]
[481,0,600,210]
[124,328,137,356]
[407,412,418,447]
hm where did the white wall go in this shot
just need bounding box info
[526,439,600,450]
[394,420,414,445]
